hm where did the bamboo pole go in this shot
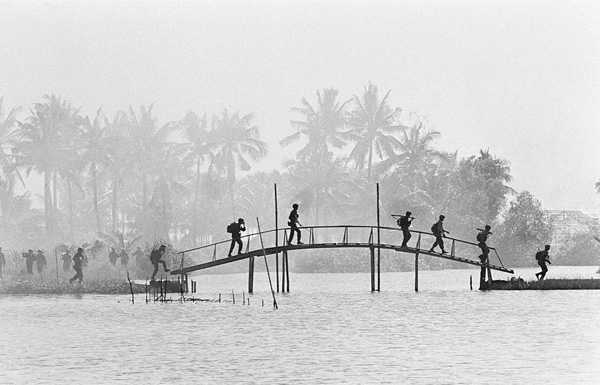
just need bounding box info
[415,233,421,292]
[284,250,289,293]
[414,252,419,292]
[376,182,381,292]
[370,246,375,292]
[256,217,278,309]
[126,271,134,303]
[274,183,279,293]
[248,256,254,294]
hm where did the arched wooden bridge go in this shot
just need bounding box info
[171,225,514,292]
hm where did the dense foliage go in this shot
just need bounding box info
[0,85,588,273]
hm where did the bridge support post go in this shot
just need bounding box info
[248,256,254,294]
[284,250,290,293]
[414,233,421,292]
[370,246,375,292]
[414,252,419,292]
[479,265,486,290]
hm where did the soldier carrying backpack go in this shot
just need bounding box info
[429,215,449,254]
[535,245,551,280]
[227,218,246,257]
[476,225,493,264]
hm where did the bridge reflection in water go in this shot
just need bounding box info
[171,225,514,293]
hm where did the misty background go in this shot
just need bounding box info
[1,0,599,276]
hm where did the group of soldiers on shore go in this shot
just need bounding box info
[0,248,48,279]
[0,241,173,284]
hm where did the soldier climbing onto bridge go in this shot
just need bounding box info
[288,203,303,245]
[429,215,449,254]
[150,244,169,281]
[227,218,246,257]
[398,211,414,248]
[535,245,551,280]
[476,225,493,264]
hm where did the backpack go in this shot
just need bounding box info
[430,223,438,235]
[535,250,544,261]
[226,223,235,233]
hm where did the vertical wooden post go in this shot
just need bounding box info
[414,252,419,292]
[469,275,473,290]
[479,264,486,290]
[284,250,290,293]
[248,256,254,294]
[274,183,279,293]
[414,233,421,292]
[370,246,375,292]
[282,230,287,291]
[376,182,381,292]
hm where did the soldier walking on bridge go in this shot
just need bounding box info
[429,215,449,254]
[288,203,303,245]
[476,225,493,264]
[150,245,169,281]
[535,245,551,280]
[398,211,414,248]
[227,218,246,257]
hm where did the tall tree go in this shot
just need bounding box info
[379,121,447,191]
[281,88,350,161]
[496,191,552,266]
[347,84,402,180]
[0,97,23,221]
[180,112,212,244]
[209,109,266,217]
[80,109,113,234]
[17,95,81,234]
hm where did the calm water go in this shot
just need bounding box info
[1,266,599,384]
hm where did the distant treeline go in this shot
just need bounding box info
[0,85,595,269]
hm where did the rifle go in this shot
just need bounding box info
[391,214,416,219]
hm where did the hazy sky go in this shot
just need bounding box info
[1,0,599,213]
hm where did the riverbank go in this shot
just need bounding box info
[0,278,145,295]
[489,278,600,290]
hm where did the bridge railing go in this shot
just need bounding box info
[176,225,506,270]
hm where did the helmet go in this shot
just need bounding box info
[238,218,244,223]
[292,203,299,209]
[406,211,412,216]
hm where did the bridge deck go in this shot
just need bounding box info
[171,242,514,275]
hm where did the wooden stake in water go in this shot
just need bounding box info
[256,217,279,309]
[126,271,135,304]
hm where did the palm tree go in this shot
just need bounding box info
[180,111,212,244]
[80,109,113,234]
[125,104,174,214]
[0,98,24,221]
[281,88,350,161]
[379,121,447,191]
[209,109,267,217]
[104,111,130,233]
[286,151,359,225]
[16,95,81,234]
[347,84,403,180]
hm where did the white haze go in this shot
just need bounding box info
[1,0,599,213]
